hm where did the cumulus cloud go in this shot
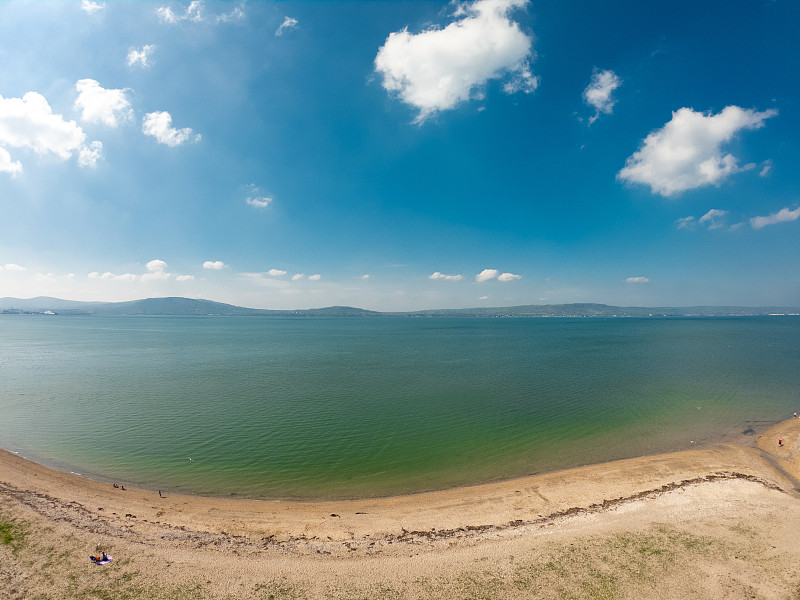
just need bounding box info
[497,272,522,281]
[429,272,463,281]
[361,274,370,280]
[267,268,287,277]
[676,216,696,230]
[475,268,500,282]
[74,79,132,127]
[78,140,103,167]
[292,273,304,281]
[0,91,97,172]
[583,69,621,124]
[0,146,22,175]
[626,277,650,283]
[141,259,171,281]
[2,263,26,271]
[308,274,321,281]
[202,260,226,270]
[87,259,193,283]
[617,106,777,197]
[81,1,104,14]
[142,111,200,146]
[750,207,800,230]
[89,271,136,281]
[127,45,156,68]
[276,16,298,36]
[374,0,537,123]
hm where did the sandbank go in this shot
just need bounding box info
[2,416,800,599]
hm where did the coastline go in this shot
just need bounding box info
[2,417,800,598]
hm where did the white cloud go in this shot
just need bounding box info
[176,274,194,282]
[618,106,777,197]
[146,259,168,272]
[361,274,370,280]
[127,45,157,68]
[3,263,26,271]
[141,259,170,281]
[158,1,243,24]
[429,271,463,281]
[215,4,244,23]
[698,209,727,230]
[276,16,298,36]
[292,273,304,281]
[374,0,537,123]
[497,272,522,281]
[78,140,102,167]
[81,1,104,15]
[0,91,87,171]
[157,1,203,23]
[479,295,489,300]
[759,160,773,177]
[203,260,226,270]
[267,268,287,277]
[142,111,199,146]
[475,268,499,282]
[74,79,133,127]
[583,69,621,125]
[89,271,136,282]
[308,274,321,281]
[626,277,650,283]
[246,196,272,208]
[676,216,696,230]
[0,146,22,175]
[750,207,800,230]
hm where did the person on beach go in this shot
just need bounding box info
[779,438,783,447]
[158,489,162,497]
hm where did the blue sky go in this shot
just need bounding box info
[0,0,798,310]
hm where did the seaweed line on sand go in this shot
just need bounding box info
[0,470,784,557]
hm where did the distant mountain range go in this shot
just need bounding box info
[1,296,798,318]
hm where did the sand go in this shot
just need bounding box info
[2,417,800,599]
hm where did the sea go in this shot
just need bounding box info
[1,315,798,499]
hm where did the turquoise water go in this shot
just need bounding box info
[1,316,798,499]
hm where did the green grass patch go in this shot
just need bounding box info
[0,512,29,554]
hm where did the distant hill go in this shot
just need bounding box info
[389,303,800,318]
[0,296,797,318]
[0,296,381,317]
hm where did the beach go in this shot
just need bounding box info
[2,417,800,599]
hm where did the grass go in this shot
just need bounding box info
[0,512,28,555]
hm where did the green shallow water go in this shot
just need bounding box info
[1,315,798,499]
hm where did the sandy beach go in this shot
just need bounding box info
[2,417,800,599]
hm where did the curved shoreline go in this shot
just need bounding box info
[2,417,800,598]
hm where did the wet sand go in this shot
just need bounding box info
[2,417,800,599]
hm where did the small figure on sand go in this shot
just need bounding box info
[158,489,162,497]
[90,551,112,565]
[779,438,783,447]
[113,483,118,488]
